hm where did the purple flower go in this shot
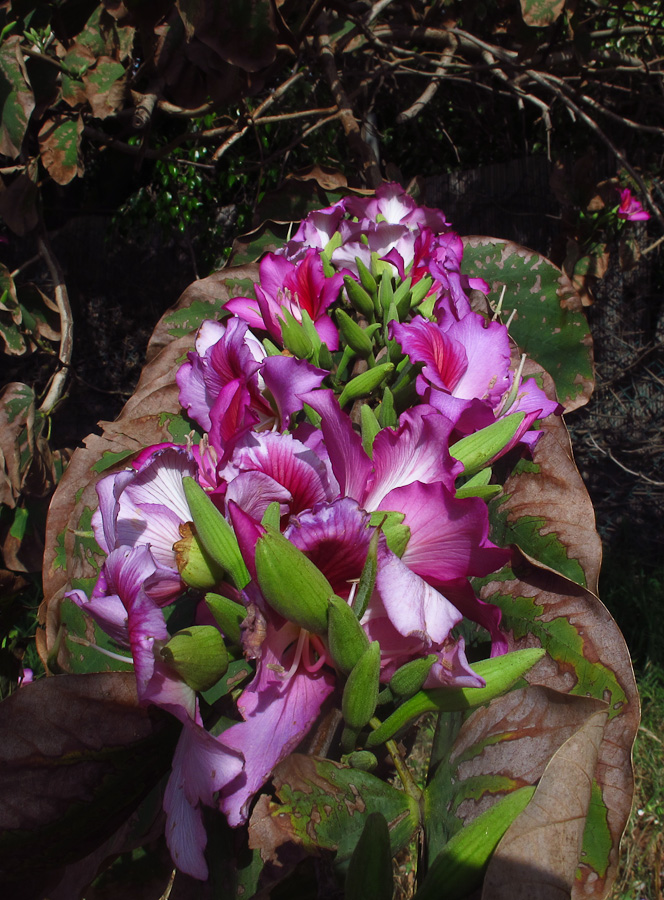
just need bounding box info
[225,249,342,350]
[617,188,649,221]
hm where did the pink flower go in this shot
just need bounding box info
[617,188,649,221]
[225,249,342,350]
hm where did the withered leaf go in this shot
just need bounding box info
[0,673,179,896]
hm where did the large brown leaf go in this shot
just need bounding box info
[490,363,602,595]
[0,672,178,898]
[477,564,639,898]
[482,708,608,899]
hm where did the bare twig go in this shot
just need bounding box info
[587,435,664,486]
[396,40,457,123]
[37,233,73,417]
[316,18,382,187]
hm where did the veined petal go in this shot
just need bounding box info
[231,431,334,516]
[164,719,244,879]
[366,407,460,508]
[375,547,462,645]
[381,482,510,582]
[391,317,469,393]
[297,389,372,502]
[261,355,327,429]
[220,621,335,826]
[441,312,511,405]
[285,499,373,597]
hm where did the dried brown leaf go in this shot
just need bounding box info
[482,709,608,899]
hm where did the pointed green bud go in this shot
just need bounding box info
[455,466,503,500]
[254,527,332,634]
[450,411,526,476]
[335,308,375,358]
[262,337,282,357]
[410,274,433,307]
[261,500,281,530]
[413,787,536,900]
[174,522,226,589]
[356,257,377,295]
[318,341,334,370]
[338,362,394,408]
[299,309,323,353]
[392,276,412,309]
[378,385,397,428]
[342,641,381,730]
[378,272,394,320]
[160,626,228,692]
[327,594,370,675]
[395,283,412,321]
[205,592,246,646]
[182,477,250,590]
[389,654,437,699]
[344,274,374,319]
[360,403,381,458]
[322,229,342,263]
[352,525,379,619]
[279,308,314,360]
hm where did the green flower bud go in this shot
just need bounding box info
[255,527,332,634]
[360,403,381,458]
[410,274,433,307]
[335,308,375,358]
[450,411,526,476]
[352,525,379,619]
[356,257,377,295]
[205,592,246,646]
[327,595,370,674]
[338,363,394,408]
[344,274,375,319]
[389,654,437,699]
[160,626,228,692]
[174,522,226,590]
[182,477,250,589]
[344,750,378,772]
[279,308,314,360]
[342,641,381,730]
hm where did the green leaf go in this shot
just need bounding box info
[162,298,228,338]
[490,502,586,587]
[461,238,593,411]
[248,754,420,865]
[479,573,627,716]
[345,812,393,900]
[59,597,134,674]
[414,786,536,900]
[90,449,136,474]
[520,0,565,28]
[0,36,35,157]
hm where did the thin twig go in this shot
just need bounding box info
[396,41,456,123]
[37,233,73,417]
[587,435,664,486]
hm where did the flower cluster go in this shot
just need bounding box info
[68,184,561,878]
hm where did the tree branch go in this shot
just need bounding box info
[316,18,382,188]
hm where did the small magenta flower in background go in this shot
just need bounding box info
[617,187,650,221]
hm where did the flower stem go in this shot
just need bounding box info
[370,716,422,801]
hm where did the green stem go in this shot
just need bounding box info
[370,716,422,801]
